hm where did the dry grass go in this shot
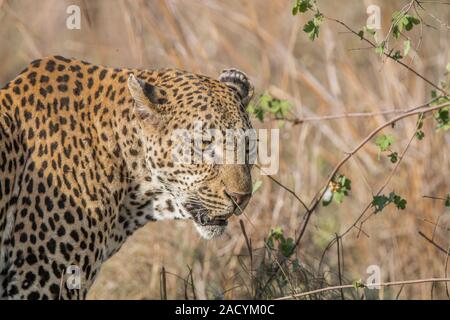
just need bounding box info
[0,0,449,299]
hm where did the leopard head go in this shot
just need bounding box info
[127,68,255,239]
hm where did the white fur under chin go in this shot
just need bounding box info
[194,222,227,239]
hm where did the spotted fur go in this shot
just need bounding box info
[0,56,254,299]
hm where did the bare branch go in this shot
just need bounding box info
[276,278,450,300]
[418,231,450,255]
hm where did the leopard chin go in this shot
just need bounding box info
[193,222,227,239]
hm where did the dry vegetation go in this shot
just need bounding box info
[0,0,449,299]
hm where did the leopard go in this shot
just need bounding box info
[0,55,254,299]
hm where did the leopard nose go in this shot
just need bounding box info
[227,192,252,214]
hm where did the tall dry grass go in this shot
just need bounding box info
[0,0,449,299]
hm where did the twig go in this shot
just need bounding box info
[276,278,450,300]
[256,164,309,212]
[279,109,413,124]
[417,217,450,231]
[186,265,197,300]
[418,231,450,256]
[160,266,167,300]
[239,220,254,298]
[423,195,448,201]
[395,285,405,299]
[445,244,450,299]
[336,234,344,300]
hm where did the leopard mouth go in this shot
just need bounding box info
[198,215,228,226]
[185,205,229,226]
[184,202,229,229]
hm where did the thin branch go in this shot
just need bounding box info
[336,234,344,300]
[418,231,450,255]
[279,109,415,124]
[276,278,450,300]
[417,217,450,231]
[423,195,449,201]
[256,164,309,212]
[445,243,450,299]
[239,220,254,298]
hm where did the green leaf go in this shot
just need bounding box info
[415,113,425,140]
[391,13,420,38]
[299,0,313,13]
[292,0,313,15]
[375,134,395,152]
[338,175,352,191]
[247,103,265,122]
[278,100,292,117]
[431,90,437,99]
[303,20,315,32]
[364,26,376,36]
[303,12,323,41]
[430,93,450,106]
[393,194,407,209]
[280,237,295,258]
[313,12,323,25]
[388,152,398,163]
[415,130,425,140]
[392,26,399,39]
[409,16,420,25]
[435,106,450,131]
[247,92,293,122]
[323,174,352,206]
[252,180,263,194]
[371,195,390,213]
[392,50,403,60]
[445,195,450,207]
[372,192,407,213]
[266,227,295,258]
[391,11,403,21]
[375,41,385,55]
[267,227,283,249]
[446,62,450,73]
[357,30,364,40]
[332,191,345,204]
[353,279,365,289]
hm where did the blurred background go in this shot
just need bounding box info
[0,0,449,299]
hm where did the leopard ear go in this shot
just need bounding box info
[219,68,254,106]
[127,74,168,121]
